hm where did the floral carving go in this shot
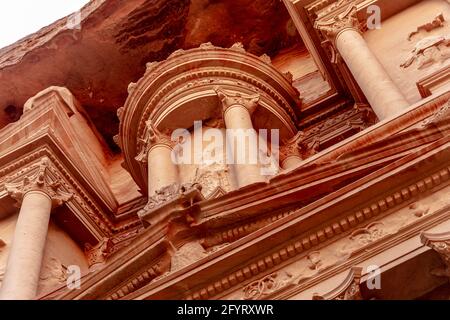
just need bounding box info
[350,222,385,246]
[279,131,305,162]
[135,120,176,164]
[315,6,360,43]
[215,87,260,115]
[421,232,450,278]
[85,237,114,268]
[243,272,293,300]
[5,157,73,208]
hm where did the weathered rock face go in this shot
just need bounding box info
[0,0,301,152]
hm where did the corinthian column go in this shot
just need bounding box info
[135,120,179,196]
[315,6,409,120]
[0,158,72,300]
[280,132,304,170]
[215,88,266,188]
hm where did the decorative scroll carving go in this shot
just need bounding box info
[230,42,246,53]
[193,165,232,199]
[315,6,360,44]
[421,231,450,278]
[313,267,363,300]
[243,272,293,300]
[215,87,260,115]
[259,54,272,64]
[85,237,114,268]
[5,157,73,207]
[135,120,175,164]
[315,0,355,19]
[279,131,305,162]
[127,82,137,94]
[400,35,450,69]
[408,13,446,41]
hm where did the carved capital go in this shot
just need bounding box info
[315,5,360,45]
[135,120,176,164]
[421,231,450,277]
[279,131,305,162]
[214,87,260,116]
[5,157,73,208]
[85,238,114,269]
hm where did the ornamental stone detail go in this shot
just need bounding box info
[5,157,73,208]
[215,87,260,116]
[279,131,305,162]
[135,120,176,164]
[421,231,450,278]
[315,5,360,45]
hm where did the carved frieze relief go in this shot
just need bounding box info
[243,271,293,300]
[189,166,450,300]
[400,34,450,70]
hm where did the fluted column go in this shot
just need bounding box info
[315,6,409,120]
[0,158,72,300]
[280,132,304,170]
[216,88,266,188]
[135,120,179,196]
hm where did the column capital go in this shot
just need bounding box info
[279,131,305,162]
[135,120,177,164]
[5,157,73,208]
[315,5,361,45]
[421,231,450,278]
[215,87,260,116]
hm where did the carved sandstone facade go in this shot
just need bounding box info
[0,0,449,300]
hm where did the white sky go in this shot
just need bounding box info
[0,0,89,49]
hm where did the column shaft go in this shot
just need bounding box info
[147,145,178,196]
[336,29,409,120]
[224,105,265,188]
[0,191,52,300]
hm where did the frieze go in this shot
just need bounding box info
[187,165,450,300]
